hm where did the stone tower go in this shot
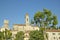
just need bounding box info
[4,19,9,29]
[25,13,29,26]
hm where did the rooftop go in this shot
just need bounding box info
[46,29,60,32]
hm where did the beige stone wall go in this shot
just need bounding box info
[4,20,9,29]
[13,25,39,32]
[0,28,5,32]
[46,32,60,40]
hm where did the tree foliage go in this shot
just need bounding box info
[33,9,58,29]
[34,11,45,27]
[0,31,4,40]
[4,29,12,40]
[15,31,24,40]
[0,29,12,40]
[29,30,44,40]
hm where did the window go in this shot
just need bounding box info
[58,33,60,35]
[53,33,55,35]
[27,18,28,21]
[59,37,60,39]
[54,37,55,39]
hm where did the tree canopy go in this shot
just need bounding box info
[15,31,24,40]
[0,29,12,40]
[29,30,44,40]
[33,9,58,29]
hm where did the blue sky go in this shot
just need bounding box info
[0,0,60,28]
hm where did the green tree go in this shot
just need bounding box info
[33,9,58,29]
[34,11,45,27]
[43,9,52,28]
[29,30,44,40]
[51,15,58,29]
[15,31,24,40]
[4,29,12,40]
[0,31,4,40]
[0,29,12,40]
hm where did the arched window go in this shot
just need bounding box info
[27,18,28,21]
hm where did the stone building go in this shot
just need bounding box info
[0,20,9,32]
[12,13,39,40]
[46,29,60,40]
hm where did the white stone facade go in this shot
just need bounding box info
[46,29,60,40]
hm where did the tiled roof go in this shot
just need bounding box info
[13,24,26,26]
[46,29,60,32]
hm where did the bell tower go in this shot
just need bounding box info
[4,19,9,29]
[25,13,29,26]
